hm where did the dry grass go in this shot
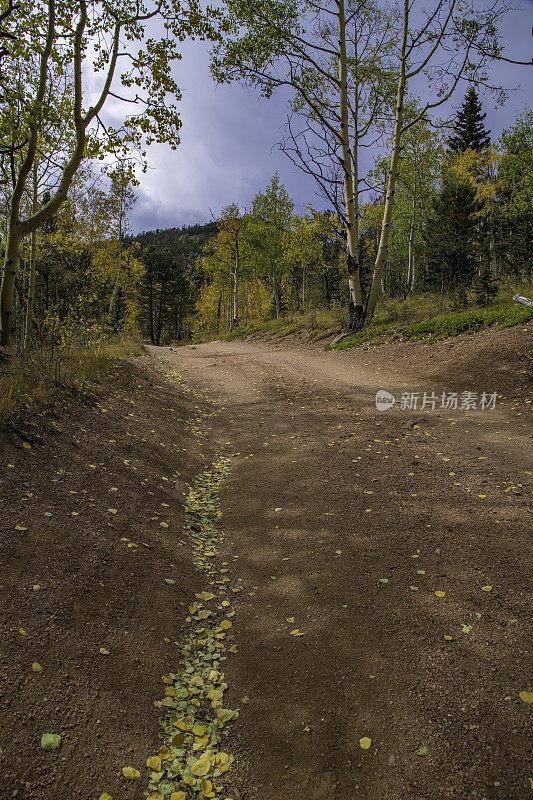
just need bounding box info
[0,334,144,425]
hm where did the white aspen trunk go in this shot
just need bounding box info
[406,191,415,294]
[338,0,364,328]
[245,280,249,326]
[109,176,125,326]
[365,0,408,321]
[233,266,239,328]
[24,233,37,347]
[302,260,307,312]
[1,228,23,349]
[407,222,414,293]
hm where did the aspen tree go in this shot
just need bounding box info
[0,0,222,347]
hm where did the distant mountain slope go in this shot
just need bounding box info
[128,221,217,262]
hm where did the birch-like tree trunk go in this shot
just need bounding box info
[233,267,239,328]
[108,177,126,326]
[233,234,239,328]
[338,0,364,329]
[407,193,416,293]
[24,161,39,347]
[365,0,408,321]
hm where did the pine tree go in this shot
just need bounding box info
[448,87,491,153]
[473,265,498,306]
[426,181,481,292]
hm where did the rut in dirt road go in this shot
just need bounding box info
[150,340,532,800]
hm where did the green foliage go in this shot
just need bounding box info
[473,266,499,307]
[448,87,491,153]
[425,180,482,292]
[138,246,191,345]
[0,329,142,424]
[403,304,533,341]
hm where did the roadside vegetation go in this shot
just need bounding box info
[221,289,533,350]
[0,332,142,424]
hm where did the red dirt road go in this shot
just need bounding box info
[150,330,532,800]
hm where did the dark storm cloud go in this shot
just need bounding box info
[130,4,533,233]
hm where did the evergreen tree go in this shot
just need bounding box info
[473,265,498,306]
[139,246,189,345]
[426,181,481,292]
[448,87,491,153]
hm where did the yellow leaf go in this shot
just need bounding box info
[435,591,446,597]
[22,442,31,449]
[519,691,533,704]
[191,756,211,776]
[98,795,113,800]
[122,766,140,780]
[170,793,187,800]
[216,708,234,722]
[146,756,161,771]
[192,722,206,736]
[359,737,372,749]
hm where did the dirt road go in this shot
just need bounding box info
[150,336,532,800]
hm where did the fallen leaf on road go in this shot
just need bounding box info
[122,766,140,780]
[41,734,61,751]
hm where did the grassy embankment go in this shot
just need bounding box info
[221,290,533,350]
[0,334,143,424]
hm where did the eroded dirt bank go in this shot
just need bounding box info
[0,358,220,800]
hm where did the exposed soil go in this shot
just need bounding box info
[151,323,532,800]
[1,322,531,800]
[0,358,216,800]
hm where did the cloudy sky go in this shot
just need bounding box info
[127,1,533,234]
